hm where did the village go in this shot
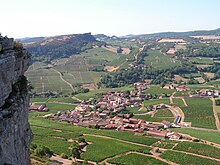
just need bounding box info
[30,82,220,140]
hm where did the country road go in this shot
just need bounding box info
[51,67,75,91]
[211,98,220,130]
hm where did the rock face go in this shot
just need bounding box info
[0,35,32,165]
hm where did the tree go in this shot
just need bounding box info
[78,137,86,143]
[216,99,220,105]
[117,46,123,53]
[72,147,80,159]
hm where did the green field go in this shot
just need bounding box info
[189,57,214,65]
[174,91,189,97]
[161,150,220,165]
[144,99,170,108]
[152,140,178,149]
[144,50,182,70]
[108,153,168,165]
[81,136,151,162]
[30,118,158,146]
[144,86,175,95]
[26,47,135,94]
[174,141,220,159]
[174,128,220,145]
[134,114,174,123]
[173,98,185,107]
[181,98,216,129]
[154,109,174,118]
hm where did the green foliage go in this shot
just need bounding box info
[152,140,178,149]
[26,33,99,62]
[61,153,69,159]
[174,128,220,145]
[32,144,53,158]
[78,137,86,143]
[108,153,168,165]
[144,99,170,108]
[161,150,220,165]
[81,135,151,162]
[178,42,220,58]
[174,141,220,159]
[180,98,216,129]
[154,109,174,117]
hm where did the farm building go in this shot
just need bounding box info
[29,104,49,112]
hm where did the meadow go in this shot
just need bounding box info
[144,50,182,70]
[134,114,174,123]
[81,136,152,162]
[174,141,220,159]
[173,128,220,145]
[152,140,178,149]
[108,153,168,165]
[160,150,220,165]
[180,98,216,129]
[144,98,170,108]
[144,86,175,95]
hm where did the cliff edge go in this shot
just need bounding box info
[0,35,32,165]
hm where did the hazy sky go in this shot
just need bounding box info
[1,0,220,38]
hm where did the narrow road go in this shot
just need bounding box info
[170,92,176,104]
[51,68,75,91]
[168,106,185,124]
[182,98,188,107]
[210,98,220,130]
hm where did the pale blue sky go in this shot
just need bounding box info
[1,0,220,38]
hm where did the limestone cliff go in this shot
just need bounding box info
[0,35,32,165]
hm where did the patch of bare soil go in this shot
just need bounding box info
[122,48,131,54]
[173,75,188,83]
[82,83,98,90]
[102,45,117,53]
[67,139,76,142]
[104,66,119,72]
[204,72,215,79]
[195,77,205,84]
[196,64,212,69]
[166,48,176,55]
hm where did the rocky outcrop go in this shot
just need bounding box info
[0,35,32,165]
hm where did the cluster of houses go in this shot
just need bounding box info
[198,89,220,97]
[129,63,148,69]
[46,110,182,140]
[29,104,49,112]
[163,84,190,92]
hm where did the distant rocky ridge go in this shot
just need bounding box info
[0,35,32,165]
[23,32,102,62]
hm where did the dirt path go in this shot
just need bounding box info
[50,155,73,165]
[182,98,188,107]
[211,98,220,130]
[51,68,74,91]
[72,96,82,102]
[172,150,220,162]
[169,106,185,124]
[170,92,176,104]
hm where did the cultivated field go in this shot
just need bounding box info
[144,50,182,70]
[181,98,216,129]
